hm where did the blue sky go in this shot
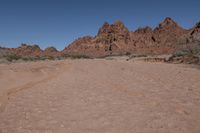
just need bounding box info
[0,0,200,50]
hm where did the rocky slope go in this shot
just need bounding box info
[43,47,60,57]
[166,21,200,64]
[11,44,43,56]
[0,47,9,57]
[64,17,199,57]
[63,21,131,57]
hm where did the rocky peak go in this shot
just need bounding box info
[102,22,110,28]
[97,22,110,36]
[65,36,94,51]
[13,43,42,56]
[96,21,130,45]
[32,44,41,50]
[195,21,200,29]
[19,43,40,50]
[159,17,178,28]
[112,20,126,28]
[20,43,29,49]
[135,26,153,34]
[190,21,200,35]
[154,17,183,32]
[21,43,28,47]
[189,21,200,41]
[73,36,93,44]
[43,46,60,57]
[44,47,58,53]
[97,21,129,36]
[111,20,129,33]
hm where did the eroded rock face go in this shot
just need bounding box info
[130,26,156,54]
[64,17,193,57]
[43,47,60,57]
[64,21,131,57]
[96,21,131,52]
[152,17,188,53]
[0,47,12,57]
[12,44,43,56]
[44,47,58,53]
[66,36,94,51]
[96,21,130,45]
[190,22,200,41]
[63,36,98,56]
[176,21,200,54]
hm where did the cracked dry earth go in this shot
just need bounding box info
[0,59,200,133]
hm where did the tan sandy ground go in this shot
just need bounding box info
[0,59,200,133]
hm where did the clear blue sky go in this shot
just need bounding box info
[0,0,200,50]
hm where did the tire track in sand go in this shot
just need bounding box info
[0,62,69,112]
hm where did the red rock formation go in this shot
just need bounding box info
[96,21,131,51]
[190,22,200,41]
[64,21,131,57]
[0,47,12,57]
[173,21,199,53]
[1,17,200,58]
[64,17,191,57]
[43,47,60,57]
[152,17,188,53]
[11,44,43,56]
[130,26,156,54]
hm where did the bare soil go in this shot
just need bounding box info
[0,59,200,133]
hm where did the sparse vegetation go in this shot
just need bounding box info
[0,53,93,64]
[173,49,192,57]
[62,54,92,59]
[167,49,200,64]
[128,54,148,60]
[3,54,22,62]
[125,52,131,56]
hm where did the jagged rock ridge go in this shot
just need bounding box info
[1,17,200,58]
[64,17,199,57]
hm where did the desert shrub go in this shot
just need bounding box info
[174,50,191,57]
[45,56,55,60]
[71,55,91,59]
[62,54,92,59]
[21,56,38,61]
[21,57,30,61]
[55,56,64,60]
[129,54,147,58]
[4,54,21,62]
[125,52,131,56]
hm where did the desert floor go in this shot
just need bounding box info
[0,59,200,133]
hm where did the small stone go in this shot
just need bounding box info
[60,124,65,128]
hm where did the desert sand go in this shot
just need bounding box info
[0,59,200,133]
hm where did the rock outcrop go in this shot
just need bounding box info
[64,21,131,57]
[152,17,188,53]
[63,17,198,57]
[0,47,12,57]
[10,44,43,57]
[176,21,200,54]
[43,47,60,57]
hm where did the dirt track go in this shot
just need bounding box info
[0,59,200,133]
